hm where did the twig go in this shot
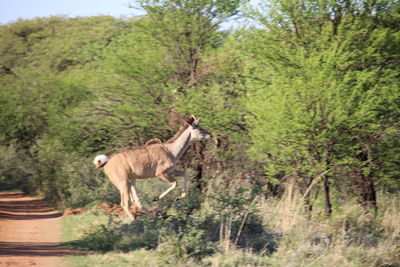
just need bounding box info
[302,169,331,200]
[234,196,259,246]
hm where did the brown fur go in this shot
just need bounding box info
[104,144,174,180]
[144,138,163,146]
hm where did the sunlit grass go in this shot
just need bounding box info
[61,209,110,243]
[61,192,400,267]
[61,208,200,267]
[63,250,200,267]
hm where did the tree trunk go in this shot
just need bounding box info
[323,158,333,216]
[357,167,377,210]
[355,147,378,211]
[191,142,207,191]
[323,174,332,216]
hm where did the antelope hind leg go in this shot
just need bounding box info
[120,182,135,221]
[129,181,144,214]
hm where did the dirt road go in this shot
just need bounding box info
[0,192,78,267]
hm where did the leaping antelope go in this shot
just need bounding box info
[93,115,212,220]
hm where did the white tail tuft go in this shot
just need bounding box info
[93,154,108,168]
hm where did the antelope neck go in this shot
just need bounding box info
[165,126,192,160]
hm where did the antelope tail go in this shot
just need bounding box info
[93,154,109,168]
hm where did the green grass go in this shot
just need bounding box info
[61,209,110,243]
[63,250,201,267]
[61,208,200,267]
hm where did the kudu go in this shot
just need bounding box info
[93,115,212,220]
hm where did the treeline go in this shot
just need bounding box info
[0,0,399,264]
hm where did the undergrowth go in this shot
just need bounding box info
[61,181,400,267]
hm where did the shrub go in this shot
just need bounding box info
[0,143,34,191]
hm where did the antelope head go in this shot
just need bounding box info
[187,115,212,141]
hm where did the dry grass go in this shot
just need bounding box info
[253,190,400,267]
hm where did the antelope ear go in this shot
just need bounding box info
[187,115,197,125]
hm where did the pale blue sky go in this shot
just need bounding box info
[0,0,143,25]
[0,0,261,28]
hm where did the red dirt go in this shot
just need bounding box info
[0,192,80,267]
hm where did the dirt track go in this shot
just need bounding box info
[0,192,79,267]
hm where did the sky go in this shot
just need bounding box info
[0,0,262,29]
[0,0,144,25]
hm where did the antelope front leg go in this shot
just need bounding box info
[172,169,189,199]
[153,173,177,201]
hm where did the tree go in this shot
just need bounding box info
[0,16,130,194]
[242,0,400,214]
[0,16,128,147]
[134,0,242,88]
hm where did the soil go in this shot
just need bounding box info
[0,192,80,267]
[98,202,159,218]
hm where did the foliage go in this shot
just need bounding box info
[241,0,400,212]
[0,143,33,190]
[0,0,399,266]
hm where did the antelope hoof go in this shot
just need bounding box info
[175,193,187,202]
[153,196,159,202]
[135,209,145,215]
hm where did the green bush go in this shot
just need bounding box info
[0,143,34,191]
